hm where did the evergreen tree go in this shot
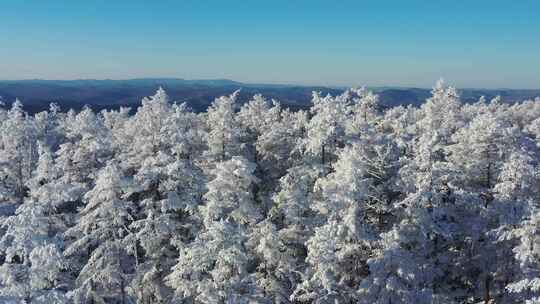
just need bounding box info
[65,162,134,304]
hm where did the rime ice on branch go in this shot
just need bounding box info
[0,81,539,303]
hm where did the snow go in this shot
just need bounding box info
[0,80,539,302]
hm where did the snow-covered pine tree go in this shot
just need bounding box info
[0,144,70,303]
[64,161,134,304]
[0,99,38,205]
[167,156,264,303]
[303,91,349,169]
[206,90,243,162]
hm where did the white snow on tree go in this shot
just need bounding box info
[0,82,537,303]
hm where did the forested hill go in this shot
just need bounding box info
[1,78,539,113]
[2,80,540,302]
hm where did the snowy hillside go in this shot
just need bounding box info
[1,80,540,303]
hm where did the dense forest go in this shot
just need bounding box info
[1,80,540,303]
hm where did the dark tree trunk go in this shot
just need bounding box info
[484,274,491,304]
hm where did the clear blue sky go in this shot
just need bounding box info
[1,0,539,88]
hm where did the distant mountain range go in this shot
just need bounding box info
[0,78,539,114]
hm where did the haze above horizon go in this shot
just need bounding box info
[1,1,539,89]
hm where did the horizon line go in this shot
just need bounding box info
[1,77,539,91]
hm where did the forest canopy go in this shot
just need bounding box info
[1,80,540,303]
